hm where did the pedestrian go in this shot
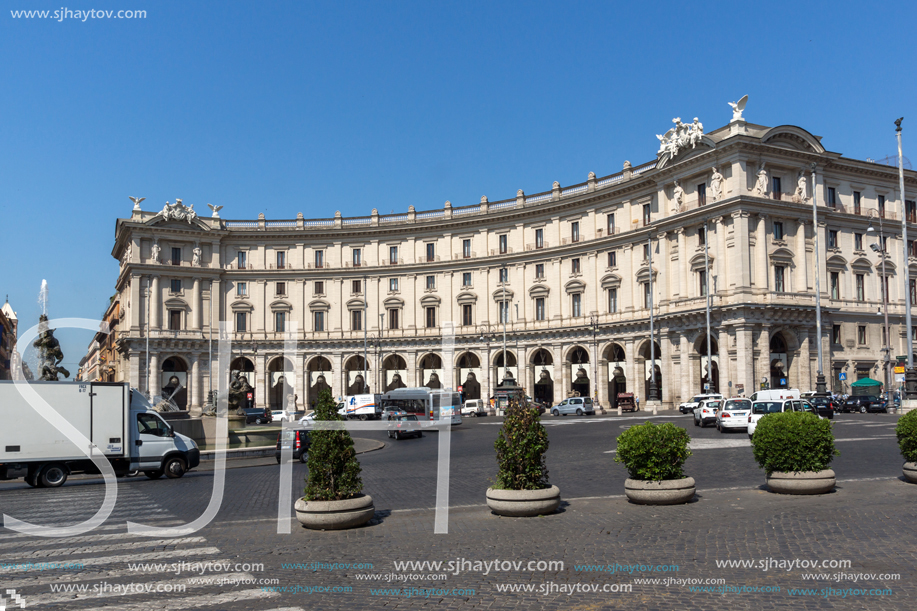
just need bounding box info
[635,394,640,410]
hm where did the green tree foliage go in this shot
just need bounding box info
[304,389,363,501]
[896,409,917,463]
[614,422,692,481]
[493,393,550,490]
[751,411,838,475]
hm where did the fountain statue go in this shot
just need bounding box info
[33,281,70,381]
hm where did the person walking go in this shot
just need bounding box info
[635,394,640,410]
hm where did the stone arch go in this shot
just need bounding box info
[769,330,793,389]
[267,356,295,410]
[602,343,627,408]
[760,125,827,154]
[382,354,408,392]
[695,336,720,394]
[306,356,333,408]
[455,352,482,400]
[418,353,443,389]
[344,355,369,395]
[159,356,189,410]
[530,348,556,405]
[565,345,591,398]
[637,341,663,401]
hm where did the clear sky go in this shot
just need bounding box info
[2,0,916,373]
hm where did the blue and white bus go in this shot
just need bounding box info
[380,387,463,425]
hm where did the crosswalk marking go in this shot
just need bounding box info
[0,537,206,561]
[0,547,221,575]
[0,531,187,549]
[0,520,187,541]
[1,559,244,590]
[70,588,279,611]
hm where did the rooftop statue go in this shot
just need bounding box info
[657,116,704,157]
[728,95,748,122]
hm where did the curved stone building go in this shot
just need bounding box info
[111,113,917,412]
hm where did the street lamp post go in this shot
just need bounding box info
[362,275,368,393]
[867,212,893,398]
[647,234,659,402]
[703,219,712,394]
[501,264,508,382]
[812,163,828,396]
[896,118,917,400]
[589,314,599,407]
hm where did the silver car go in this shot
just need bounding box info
[550,397,595,416]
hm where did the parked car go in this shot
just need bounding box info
[551,397,596,416]
[616,393,637,412]
[461,399,486,417]
[388,414,422,440]
[381,407,406,420]
[716,398,752,432]
[275,429,310,463]
[693,398,723,427]
[242,407,272,425]
[747,398,821,437]
[807,396,836,419]
[679,393,724,414]
[841,395,884,413]
[270,410,297,423]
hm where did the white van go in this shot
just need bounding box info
[749,389,800,403]
[679,393,724,414]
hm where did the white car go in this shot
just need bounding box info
[747,398,822,438]
[299,412,317,424]
[551,397,596,416]
[716,398,752,433]
[461,399,486,417]
[693,398,722,427]
[679,393,724,414]
[271,410,296,423]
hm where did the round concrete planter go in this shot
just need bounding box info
[486,485,561,517]
[294,494,375,530]
[902,462,917,484]
[766,470,835,495]
[624,477,695,505]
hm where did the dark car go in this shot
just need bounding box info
[275,429,310,463]
[388,414,422,440]
[243,407,273,424]
[807,396,835,419]
[841,396,885,414]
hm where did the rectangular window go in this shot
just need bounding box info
[389,278,398,292]
[571,293,582,317]
[425,307,436,328]
[462,304,473,326]
[275,311,286,333]
[911,278,917,305]
[170,279,182,293]
[773,221,784,240]
[827,187,837,207]
[882,275,890,302]
[772,177,782,200]
[499,234,508,254]
[462,272,472,287]
[463,239,471,258]
[774,265,785,292]
[828,229,838,249]
[499,301,510,324]
[169,310,181,331]
[236,282,247,297]
[388,308,399,330]
[878,195,886,218]
[314,311,325,332]
[571,222,580,243]
[426,275,435,290]
[276,251,286,269]
[699,270,707,297]
[830,272,840,300]
[236,312,247,333]
[882,236,888,252]
[856,274,865,302]
[535,298,546,321]
[643,203,651,226]
[352,280,361,294]
[276,282,286,296]
[426,243,436,262]
[608,288,618,313]
[909,240,917,258]
[352,249,362,267]
[855,233,863,250]
[389,246,398,264]
[314,250,324,269]
[351,310,362,331]
[832,324,841,345]
[854,191,861,215]
[535,264,545,279]
[571,258,581,274]
[698,226,706,246]
[237,251,247,269]
[908,200,917,223]
[608,251,617,267]
[607,214,615,234]
[643,243,650,261]
[644,282,651,308]
[315,281,324,295]
[858,325,867,345]
[698,183,707,206]
[171,247,182,266]
[498,268,508,283]
[535,228,544,249]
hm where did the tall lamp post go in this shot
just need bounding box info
[647,234,659,402]
[703,219,713,393]
[589,314,599,406]
[501,264,509,382]
[896,118,917,399]
[812,163,828,396]
[362,275,368,393]
[867,212,892,397]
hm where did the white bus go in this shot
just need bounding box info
[380,387,463,426]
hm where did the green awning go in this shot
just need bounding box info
[850,377,882,387]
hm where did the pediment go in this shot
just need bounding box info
[231,300,254,312]
[270,299,292,312]
[851,257,873,271]
[346,298,367,310]
[491,288,515,301]
[529,284,550,298]
[769,247,796,263]
[600,273,622,289]
[761,126,826,154]
[455,291,478,305]
[635,264,657,284]
[420,294,441,306]
[383,296,405,308]
[309,299,330,311]
[827,254,848,269]
[564,279,586,294]
[163,297,189,310]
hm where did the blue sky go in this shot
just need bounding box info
[2,0,916,372]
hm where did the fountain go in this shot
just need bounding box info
[33,280,70,381]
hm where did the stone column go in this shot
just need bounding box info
[675,228,686,298]
[407,351,418,388]
[526,364,535,401]
[562,358,571,400]
[796,221,808,293]
[758,326,771,390]
[731,211,751,293]
[151,275,161,329]
[298,353,307,411]
[149,353,160,399]
[625,338,637,399]
[130,275,142,331]
[715,217,727,294]
[598,358,609,408]
[755,215,768,290]
[190,353,202,416]
[129,349,141,392]
[192,277,202,330]
[255,353,267,408]
[680,334,692,401]
[660,333,673,409]
[798,332,812,391]
[735,325,754,396]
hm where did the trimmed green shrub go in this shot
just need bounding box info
[614,422,691,481]
[896,409,917,462]
[304,389,364,501]
[751,411,838,475]
[493,393,550,490]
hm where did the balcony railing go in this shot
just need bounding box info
[525,242,549,251]
[454,251,477,259]
[490,248,513,256]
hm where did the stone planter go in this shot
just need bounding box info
[766,470,835,495]
[624,477,695,505]
[903,462,917,484]
[486,485,561,517]
[294,494,375,530]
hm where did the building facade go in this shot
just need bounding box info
[0,299,18,380]
[110,112,917,413]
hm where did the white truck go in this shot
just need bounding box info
[0,381,200,488]
[337,394,383,420]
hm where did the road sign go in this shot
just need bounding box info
[895,366,906,374]
[839,372,847,380]
[780,378,787,386]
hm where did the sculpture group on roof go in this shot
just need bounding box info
[657,117,704,157]
[159,199,197,224]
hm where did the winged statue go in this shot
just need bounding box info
[208,203,223,218]
[656,128,676,155]
[728,95,748,122]
[129,196,145,209]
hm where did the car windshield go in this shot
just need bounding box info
[753,402,782,414]
[705,401,722,409]
[724,399,751,410]
[400,415,418,421]
[691,396,704,403]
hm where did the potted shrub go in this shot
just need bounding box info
[751,410,838,494]
[486,393,560,516]
[615,422,695,504]
[895,409,917,483]
[294,389,375,530]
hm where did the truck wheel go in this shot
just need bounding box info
[164,457,186,479]
[359,414,368,421]
[39,464,68,488]
[145,470,164,479]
